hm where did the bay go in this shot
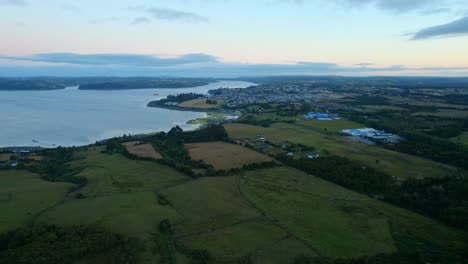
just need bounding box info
[0,81,254,147]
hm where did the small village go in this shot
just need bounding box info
[208,84,330,108]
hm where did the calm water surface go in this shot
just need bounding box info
[0,81,254,147]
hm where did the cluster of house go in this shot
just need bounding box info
[303,112,336,121]
[341,128,402,143]
[208,85,328,108]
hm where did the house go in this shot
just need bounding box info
[307,153,320,159]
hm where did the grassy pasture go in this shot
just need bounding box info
[240,167,396,258]
[451,131,468,147]
[0,170,72,233]
[1,148,467,263]
[360,105,408,111]
[122,141,162,159]
[388,98,468,110]
[185,141,273,170]
[412,109,468,118]
[239,167,467,259]
[178,98,224,109]
[186,112,231,125]
[34,148,190,263]
[161,175,317,262]
[296,118,363,133]
[162,177,260,235]
[224,123,457,179]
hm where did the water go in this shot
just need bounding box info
[0,81,254,147]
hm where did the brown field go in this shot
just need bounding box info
[185,141,273,170]
[0,154,13,161]
[122,141,162,159]
[178,98,224,109]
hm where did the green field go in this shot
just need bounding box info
[186,112,231,125]
[239,167,467,259]
[224,122,458,179]
[1,147,467,263]
[0,170,72,233]
[413,109,468,118]
[451,131,468,147]
[360,105,408,112]
[296,118,363,133]
[33,148,190,263]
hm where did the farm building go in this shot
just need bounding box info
[341,128,401,143]
[307,153,320,159]
[303,112,333,120]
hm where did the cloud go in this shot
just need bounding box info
[420,7,451,15]
[147,8,208,23]
[0,0,27,6]
[411,15,468,39]
[2,52,468,77]
[356,63,375,66]
[341,0,435,13]
[131,17,151,25]
[0,53,219,66]
[61,4,81,13]
[90,17,122,24]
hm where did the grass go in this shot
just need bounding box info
[34,148,191,263]
[186,112,232,126]
[296,118,363,133]
[451,131,468,147]
[1,148,467,263]
[161,177,260,235]
[178,98,224,109]
[240,167,395,258]
[0,170,72,233]
[185,141,273,170]
[412,109,468,118]
[388,98,468,110]
[123,141,162,159]
[360,105,408,112]
[179,219,288,261]
[224,123,458,179]
[239,112,299,122]
[239,167,467,259]
[161,175,316,262]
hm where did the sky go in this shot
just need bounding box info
[1,0,468,77]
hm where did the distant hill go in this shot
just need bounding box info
[78,78,212,90]
[238,76,468,89]
[0,77,213,91]
[0,78,65,91]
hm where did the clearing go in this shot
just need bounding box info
[122,141,162,159]
[178,98,224,109]
[185,141,273,170]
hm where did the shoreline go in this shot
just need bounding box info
[1,81,252,150]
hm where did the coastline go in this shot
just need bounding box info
[1,80,254,149]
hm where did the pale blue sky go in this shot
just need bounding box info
[1,0,468,77]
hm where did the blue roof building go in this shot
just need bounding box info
[304,112,333,120]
